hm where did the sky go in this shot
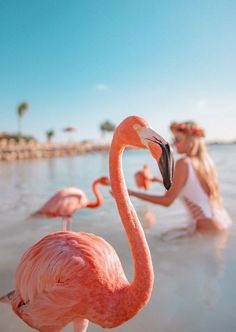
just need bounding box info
[0,0,235,142]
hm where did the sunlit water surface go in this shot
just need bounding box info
[0,145,236,332]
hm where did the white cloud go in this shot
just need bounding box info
[95,83,109,91]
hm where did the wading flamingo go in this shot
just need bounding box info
[134,164,154,190]
[0,116,173,332]
[30,176,110,231]
[135,164,163,190]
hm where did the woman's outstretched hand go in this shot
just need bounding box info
[151,177,163,184]
[128,189,134,196]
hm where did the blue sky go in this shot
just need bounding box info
[0,0,235,142]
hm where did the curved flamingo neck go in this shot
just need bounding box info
[86,180,104,208]
[109,133,154,315]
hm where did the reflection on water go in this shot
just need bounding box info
[136,204,156,230]
[0,147,236,332]
[200,231,229,308]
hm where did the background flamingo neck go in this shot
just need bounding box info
[109,135,154,309]
[86,181,104,208]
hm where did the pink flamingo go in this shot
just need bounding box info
[30,176,110,231]
[0,116,173,332]
[135,164,163,190]
[134,164,154,190]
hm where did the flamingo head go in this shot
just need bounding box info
[97,176,110,186]
[118,116,174,190]
[143,164,149,170]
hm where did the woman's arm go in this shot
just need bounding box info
[129,159,188,206]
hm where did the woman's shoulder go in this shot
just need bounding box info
[176,157,189,168]
[174,157,189,178]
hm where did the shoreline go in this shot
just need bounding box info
[0,141,110,161]
[0,140,235,162]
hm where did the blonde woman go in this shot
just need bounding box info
[129,121,232,233]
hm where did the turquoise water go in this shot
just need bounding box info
[0,145,236,332]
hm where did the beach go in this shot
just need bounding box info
[0,145,236,332]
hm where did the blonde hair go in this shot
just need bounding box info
[170,120,221,204]
[185,135,221,204]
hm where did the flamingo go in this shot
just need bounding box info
[30,176,110,231]
[134,164,154,190]
[0,116,173,332]
[135,164,163,190]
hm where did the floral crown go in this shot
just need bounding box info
[170,121,205,137]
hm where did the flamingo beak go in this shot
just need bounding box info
[138,127,174,190]
[157,142,174,190]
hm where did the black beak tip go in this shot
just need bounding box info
[164,179,172,190]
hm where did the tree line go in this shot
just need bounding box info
[9,102,116,143]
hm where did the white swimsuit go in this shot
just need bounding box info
[180,158,232,230]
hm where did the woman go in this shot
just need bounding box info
[129,121,232,233]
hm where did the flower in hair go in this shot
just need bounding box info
[170,121,205,137]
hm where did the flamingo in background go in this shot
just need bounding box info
[0,116,173,332]
[134,164,163,190]
[134,164,154,190]
[30,176,110,231]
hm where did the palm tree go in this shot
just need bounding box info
[46,129,55,143]
[100,120,115,137]
[17,101,29,137]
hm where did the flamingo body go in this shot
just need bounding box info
[10,231,130,330]
[134,164,153,190]
[32,188,88,219]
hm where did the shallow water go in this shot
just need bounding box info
[0,145,236,332]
